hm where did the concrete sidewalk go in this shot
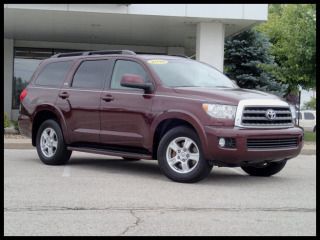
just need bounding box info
[4,136,316,155]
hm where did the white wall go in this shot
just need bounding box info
[196,22,225,71]
[4,38,14,119]
[7,4,268,21]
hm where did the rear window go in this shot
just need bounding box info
[35,61,73,87]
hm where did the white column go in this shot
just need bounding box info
[167,47,185,56]
[4,38,14,119]
[196,22,225,71]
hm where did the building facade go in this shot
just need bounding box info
[4,4,268,120]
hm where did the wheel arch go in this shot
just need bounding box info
[31,105,69,146]
[151,111,208,159]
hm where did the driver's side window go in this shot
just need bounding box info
[111,60,148,90]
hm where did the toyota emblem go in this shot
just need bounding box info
[265,109,277,120]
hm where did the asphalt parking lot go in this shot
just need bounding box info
[4,149,316,236]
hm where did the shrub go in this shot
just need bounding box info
[4,112,10,129]
[12,120,19,131]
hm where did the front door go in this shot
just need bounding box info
[100,59,154,150]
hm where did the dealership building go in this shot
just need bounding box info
[4,4,268,120]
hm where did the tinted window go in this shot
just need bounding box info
[111,60,148,90]
[304,112,315,120]
[298,112,302,120]
[72,60,109,89]
[35,61,72,87]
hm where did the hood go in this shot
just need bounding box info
[173,87,284,105]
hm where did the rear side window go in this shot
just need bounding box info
[72,60,109,89]
[35,61,72,87]
[304,112,315,120]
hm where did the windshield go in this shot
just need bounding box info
[147,59,235,88]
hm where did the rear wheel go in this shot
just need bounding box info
[36,119,71,165]
[157,126,213,183]
[241,160,287,177]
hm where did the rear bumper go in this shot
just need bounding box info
[18,114,32,139]
[203,126,303,166]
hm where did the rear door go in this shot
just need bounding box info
[56,58,112,144]
[100,58,154,150]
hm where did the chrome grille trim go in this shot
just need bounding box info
[234,99,294,129]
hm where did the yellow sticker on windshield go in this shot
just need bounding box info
[147,59,168,64]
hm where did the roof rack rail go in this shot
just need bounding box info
[88,50,136,55]
[51,50,136,58]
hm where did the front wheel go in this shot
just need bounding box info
[157,126,213,183]
[36,119,72,165]
[241,160,287,177]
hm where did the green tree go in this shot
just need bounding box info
[224,29,287,96]
[303,97,316,110]
[256,4,316,95]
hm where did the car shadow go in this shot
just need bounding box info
[68,157,164,178]
[65,156,290,185]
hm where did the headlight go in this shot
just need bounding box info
[289,104,297,123]
[202,103,237,119]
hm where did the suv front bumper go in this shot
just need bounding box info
[203,126,303,166]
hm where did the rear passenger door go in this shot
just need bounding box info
[56,59,112,144]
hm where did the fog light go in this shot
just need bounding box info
[219,138,226,147]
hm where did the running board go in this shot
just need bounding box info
[67,146,153,160]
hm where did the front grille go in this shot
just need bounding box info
[247,138,298,149]
[241,106,292,127]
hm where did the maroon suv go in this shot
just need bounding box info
[18,50,303,183]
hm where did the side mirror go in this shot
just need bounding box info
[120,74,154,93]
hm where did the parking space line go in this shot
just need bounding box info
[62,166,71,177]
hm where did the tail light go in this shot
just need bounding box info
[20,88,28,102]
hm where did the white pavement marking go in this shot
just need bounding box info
[62,166,71,177]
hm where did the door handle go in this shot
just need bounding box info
[101,94,114,102]
[58,92,69,99]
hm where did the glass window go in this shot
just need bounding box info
[304,112,315,120]
[35,61,73,87]
[72,60,109,89]
[13,47,87,109]
[111,60,148,90]
[298,112,302,120]
[13,58,42,109]
[147,59,235,88]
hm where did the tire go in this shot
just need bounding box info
[36,119,72,165]
[241,160,287,177]
[157,126,213,183]
[122,157,141,161]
